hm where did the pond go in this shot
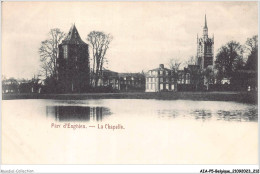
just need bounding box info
[2,99,258,164]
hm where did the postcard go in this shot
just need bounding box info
[1,1,258,173]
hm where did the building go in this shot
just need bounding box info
[2,78,19,93]
[196,15,214,69]
[57,24,90,93]
[97,69,119,90]
[118,73,145,92]
[145,64,175,92]
[97,69,145,92]
[145,64,204,92]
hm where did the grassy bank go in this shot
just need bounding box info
[2,91,257,104]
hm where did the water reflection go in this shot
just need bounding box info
[46,106,111,122]
[191,110,212,121]
[215,109,258,122]
[191,109,257,122]
[157,108,257,122]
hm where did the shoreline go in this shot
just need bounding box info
[2,91,257,104]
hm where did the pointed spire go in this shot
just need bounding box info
[62,24,86,45]
[204,14,207,28]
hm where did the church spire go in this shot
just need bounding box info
[203,14,208,38]
[204,14,207,28]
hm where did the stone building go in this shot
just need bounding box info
[118,73,145,91]
[145,64,175,92]
[145,64,203,92]
[196,15,214,69]
[97,69,119,89]
[98,69,145,92]
[57,24,90,93]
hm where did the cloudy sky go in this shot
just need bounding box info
[2,1,258,79]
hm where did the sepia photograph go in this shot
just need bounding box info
[1,1,258,173]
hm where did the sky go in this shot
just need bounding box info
[2,1,258,79]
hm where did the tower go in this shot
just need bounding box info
[196,14,214,69]
[57,24,90,93]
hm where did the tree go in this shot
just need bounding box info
[39,28,66,79]
[202,67,214,90]
[168,58,182,71]
[184,56,196,67]
[215,41,244,82]
[168,58,182,91]
[188,66,203,91]
[87,31,113,87]
[245,35,258,71]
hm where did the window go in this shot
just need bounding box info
[160,78,163,82]
[160,84,163,90]
[165,71,168,75]
[166,84,169,90]
[186,73,190,84]
[171,84,175,90]
[208,46,212,53]
[63,45,68,59]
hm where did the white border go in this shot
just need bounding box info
[0,0,259,173]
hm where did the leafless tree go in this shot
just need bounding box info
[168,58,182,91]
[244,35,258,71]
[39,28,66,79]
[245,35,258,54]
[184,56,196,67]
[87,31,113,87]
[168,58,182,71]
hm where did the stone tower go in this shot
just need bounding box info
[57,24,90,93]
[196,15,214,69]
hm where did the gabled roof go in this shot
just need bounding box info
[62,24,87,45]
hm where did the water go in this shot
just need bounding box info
[2,99,258,164]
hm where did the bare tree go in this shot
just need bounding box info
[168,58,182,91]
[245,35,258,71]
[168,58,182,71]
[87,31,113,87]
[184,56,195,67]
[39,28,66,79]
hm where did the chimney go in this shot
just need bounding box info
[159,64,164,68]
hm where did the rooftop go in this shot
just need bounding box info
[62,24,87,45]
